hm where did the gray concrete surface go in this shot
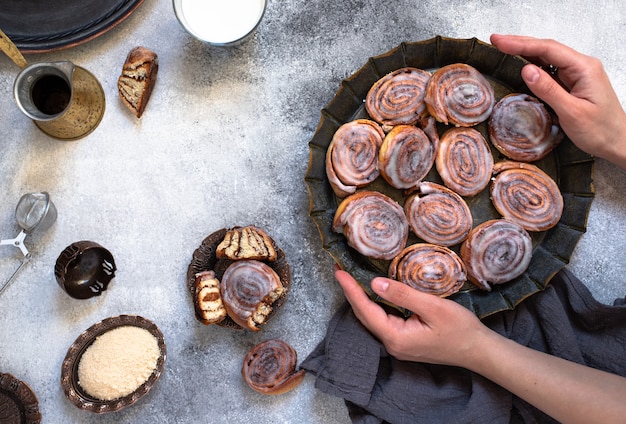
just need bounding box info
[0,0,625,423]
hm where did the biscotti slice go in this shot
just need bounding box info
[216,226,278,262]
[193,271,227,325]
[118,46,158,118]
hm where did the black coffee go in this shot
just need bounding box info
[31,74,71,115]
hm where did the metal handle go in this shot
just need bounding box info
[0,27,27,68]
[0,231,31,297]
[0,230,30,257]
[0,254,31,297]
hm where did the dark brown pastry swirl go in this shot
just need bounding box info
[424,63,495,127]
[491,161,563,232]
[404,182,472,246]
[436,127,494,197]
[460,219,533,291]
[242,339,305,395]
[489,93,564,162]
[365,67,431,127]
[220,260,284,332]
[379,125,437,189]
[388,243,466,297]
[332,190,409,260]
[325,119,384,197]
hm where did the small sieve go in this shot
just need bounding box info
[0,192,57,296]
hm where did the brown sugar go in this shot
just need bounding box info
[77,326,160,401]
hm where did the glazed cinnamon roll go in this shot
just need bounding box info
[242,339,306,395]
[418,115,441,152]
[488,94,564,162]
[460,219,533,291]
[491,161,563,232]
[365,67,431,127]
[424,63,495,127]
[436,127,494,197]
[325,119,384,197]
[378,125,437,189]
[404,182,472,246]
[220,260,284,332]
[388,243,466,297]
[332,190,409,260]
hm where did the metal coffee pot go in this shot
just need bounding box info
[1,27,105,140]
[13,60,106,140]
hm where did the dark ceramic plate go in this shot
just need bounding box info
[0,372,41,423]
[305,36,595,319]
[60,315,166,413]
[186,227,291,330]
[0,0,144,53]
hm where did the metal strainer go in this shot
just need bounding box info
[0,192,57,296]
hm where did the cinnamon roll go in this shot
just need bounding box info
[325,119,384,197]
[491,161,563,232]
[378,125,437,189]
[242,339,306,395]
[365,67,431,127]
[436,127,494,197]
[418,115,441,152]
[488,93,564,162]
[220,260,284,332]
[388,243,466,297]
[404,182,472,246]
[332,190,409,260]
[460,219,533,291]
[424,63,495,127]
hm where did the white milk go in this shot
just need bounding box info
[177,0,266,44]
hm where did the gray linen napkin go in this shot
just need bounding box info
[301,268,626,424]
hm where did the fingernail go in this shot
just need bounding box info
[373,278,389,292]
[522,64,541,84]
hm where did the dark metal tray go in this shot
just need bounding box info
[305,36,595,319]
[0,0,144,53]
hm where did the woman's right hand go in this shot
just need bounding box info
[490,34,626,169]
[335,268,492,366]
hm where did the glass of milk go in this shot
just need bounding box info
[173,0,267,46]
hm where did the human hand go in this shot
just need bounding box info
[490,34,626,168]
[337,268,626,424]
[335,268,492,366]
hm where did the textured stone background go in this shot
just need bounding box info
[0,0,625,423]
